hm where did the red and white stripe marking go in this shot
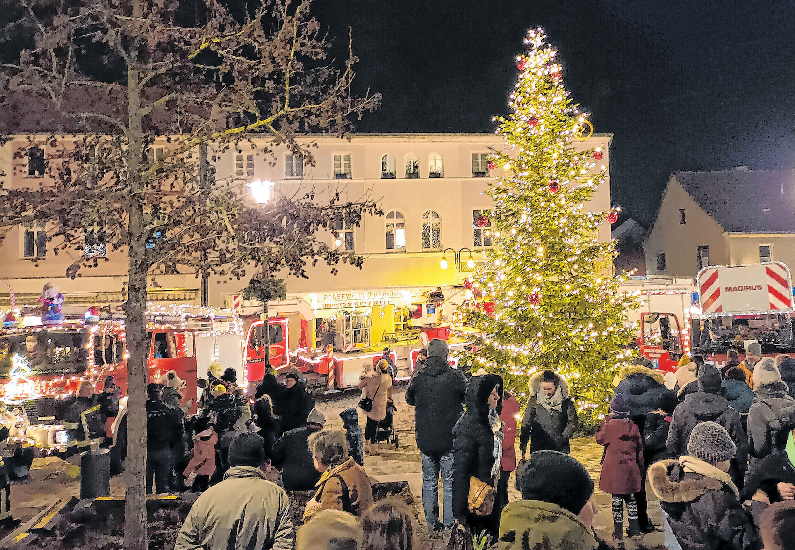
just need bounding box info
[699,268,722,314]
[766,263,793,310]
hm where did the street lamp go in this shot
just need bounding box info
[247,179,276,204]
[440,247,476,271]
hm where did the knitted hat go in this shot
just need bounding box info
[724,366,747,382]
[221,367,237,383]
[697,363,723,394]
[157,370,183,390]
[296,509,363,550]
[427,338,448,360]
[753,357,782,387]
[678,355,691,367]
[307,407,326,425]
[686,421,737,464]
[609,393,630,416]
[228,433,266,467]
[746,342,762,357]
[516,450,594,515]
[760,500,795,550]
[210,384,227,398]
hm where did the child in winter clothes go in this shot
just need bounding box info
[340,408,364,466]
[183,421,217,492]
[596,394,644,547]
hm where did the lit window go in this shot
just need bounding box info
[23,222,47,259]
[472,153,489,177]
[381,155,396,179]
[429,153,443,178]
[473,209,492,247]
[285,154,303,178]
[385,210,405,251]
[760,245,772,263]
[421,210,441,250]
[334,154,352,179]
[405,154,419,179]
[332,218,355,251]
[697,246,709,270]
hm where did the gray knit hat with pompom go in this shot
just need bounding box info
[686,421,737,464]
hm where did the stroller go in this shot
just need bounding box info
[374,399,399,449]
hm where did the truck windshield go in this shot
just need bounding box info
[249,324,284,348]
[0,329,88,378]
[691,314,794,354]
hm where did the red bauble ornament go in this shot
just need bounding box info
[607,212,619,224]
[529,293,541,306]
[594,149,603,160]
[548,180,560,193]
[517,58,527,71]
[528,117,538,128]
[487,161,496,170]
[464,278,474,290]
[476,215,489,227]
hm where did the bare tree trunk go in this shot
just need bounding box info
[124,40,148,549]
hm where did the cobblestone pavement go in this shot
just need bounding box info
[1,386,667,548]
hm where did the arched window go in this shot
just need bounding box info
[381,155,396,179]
[428,153,443,178]
[405,154,419,179]
[421,210,441,250]
[385,210,405,251]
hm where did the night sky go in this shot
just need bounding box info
[314,0,795,226]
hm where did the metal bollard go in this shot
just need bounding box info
[80,448,111,499]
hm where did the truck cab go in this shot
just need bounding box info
[639,312,684,372]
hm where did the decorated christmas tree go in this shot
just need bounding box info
[464,28,638,427]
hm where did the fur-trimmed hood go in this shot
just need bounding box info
[648,459,727,504]
[612,364,665,387]
[529,372,569,399]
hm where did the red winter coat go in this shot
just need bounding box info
[500,393,521,472]
[184,431,218,478]
[596,416,644,495]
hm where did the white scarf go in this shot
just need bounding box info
[538,385,564,413]
[489,408,504,479]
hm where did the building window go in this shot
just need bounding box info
[334,154,352,179]
[473,209,492,247]
[405,154,419,179]
[381,155,396,179]
[385,210,405,251]
[472,153,489,177]
[285,153,303,178]
[332,218,354,251]
[428,153,443,178]
[697,245,709,270]
[421,210,441,250]
[656,251,666,272]
[679,209,686,224]
[760,245,772,263]
[85,229,107,257]
[23,222,47,259]
[28,146,46,177]
[235,153,254,177]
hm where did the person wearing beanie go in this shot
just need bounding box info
[340,407,364,466]
[520,370,580,459]
[271,405,326,491]
[667,363,749,488]
[297,509,363,550]
[405,337,466,532]
[499,450,598,550]
[672,359,699,402]
[596,394,645,546]
[742,424,795,509]
[649,421,763,550]
[175,433,294,550]
[747,357,795,476]
[722,366,754,417]
[738,342,764,389]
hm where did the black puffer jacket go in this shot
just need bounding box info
[741,451,795,503]
[451,374,502,523]
[747,381,795,463]
[614,368,676,419]
[777,357,795,399]
[519,373,579,455]
[405,355,466,455]
[146,397,183,452]
[648,459,761,550]
[279,381,314,435]
[270,424,323,491]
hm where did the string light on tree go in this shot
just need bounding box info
[458,27,639,428]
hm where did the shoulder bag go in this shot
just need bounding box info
[467,476,496,516]
[358,384,379,413]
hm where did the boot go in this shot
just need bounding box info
[613,521,624,549]
[627,517,642,538]
[639,516,657,533]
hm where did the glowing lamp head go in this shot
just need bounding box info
[440,257,449,270]
[467,258,475,269]
[247,180,276,204]
[335,235,343,247]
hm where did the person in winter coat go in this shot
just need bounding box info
[0,422,20,530]
[255,367,285,418]
[97,376,120,444]
[279,370,314,436]
[145,383,183,494]
[297,509,363,550]
[451,373,503,538]
[720,349,742,378]
[499,450,599,550]
[361,500,419,550]
[519,370,579,457]
[182,419,217,492]
[596,394,644,547]
[405,337,466,531]
[776,354,795,399]
[175,433,293,550]
[253,393,279,460]
[358,359,393,455]
[666,363,748,488]
[497,388,521,518]
[739,342,764,390]
[747,359,795,476]
[208,384,241,484]
[340,407,364,466]
[648,421,763,550]
[759,500,795,550]
[270,408,325,491]
[63,381,105,446]
[303,430,373,523]
[671,357,700,403]
[219,367,239,392]
[722,367,754,416]
[742,427,795,505]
